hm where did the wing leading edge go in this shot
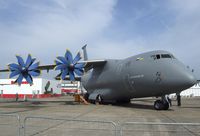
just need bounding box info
[0,60,107,78]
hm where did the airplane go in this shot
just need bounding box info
[0,45,197,110]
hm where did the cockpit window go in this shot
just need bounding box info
[171,55,175,59]
[156,54,160,59]
[151,54,175,60]
[161,54,171,58]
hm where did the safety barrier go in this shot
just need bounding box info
[0,113,200,136]
[120,122,200,136]
[0,114,21,136]
[23,116,118,136]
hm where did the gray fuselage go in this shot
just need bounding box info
[82,50,196,102]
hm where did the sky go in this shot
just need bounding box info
[0,0,200,78]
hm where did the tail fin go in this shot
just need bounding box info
[82,44,88,61]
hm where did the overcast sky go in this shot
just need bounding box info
[0,0,200,78]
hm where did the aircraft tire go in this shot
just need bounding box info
[154,100,169,110]
[163,102,169,110]
[154,100,163,110]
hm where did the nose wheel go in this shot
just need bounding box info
[154,99,169,110]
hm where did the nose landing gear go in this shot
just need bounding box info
[154,96,170,110]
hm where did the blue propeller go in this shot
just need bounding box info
[55,50,85,81]
[8,54,40,85]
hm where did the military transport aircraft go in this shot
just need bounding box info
[0,45,197,110]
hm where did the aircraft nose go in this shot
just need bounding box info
[178,70,197,89]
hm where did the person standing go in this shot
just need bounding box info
[176,92,181,106]
[15,93,19,102]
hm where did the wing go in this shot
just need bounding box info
[0,69,9,72]
[0,60,106,73]
[36,59,107,72]
[0,60,106,72]
[38,64,56,71]
[0,64,56,73]
[0,60,106,81]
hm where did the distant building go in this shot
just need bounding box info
[0,78,61,98]
[170,82,200,97]
[60,81,81,95]
[180,83,200,97]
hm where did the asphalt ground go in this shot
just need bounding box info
[0,96,200,136]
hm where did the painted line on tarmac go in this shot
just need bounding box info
[160,112,198,136]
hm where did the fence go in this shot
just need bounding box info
[120,122,200,136]
[23,116,118,136]
[0,114,200,136]
[0,114,20,136]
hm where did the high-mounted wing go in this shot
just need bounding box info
[0,69,9,72]
[0,59,106,81]
[0,65,56,73]
[0,49,106,85]
[38,64,56,71]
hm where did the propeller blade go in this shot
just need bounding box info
[69,71,75,81]
[9,70,20,78]
[28,70,40,77]
[28,62,39,71]
[73,52,81,64]
[61,70,68,80]
[31,58,36,64]
[55,64,67,71]
[25,54,32,67]
[55,60,62,65]
[74,68,84,76]
[25,74,33,84]
[16,56,25,67]
[8,63,21,71]
[65,50,73,63]
[57,56,68,64]
[74,63,85,69]
[16,74,23,85]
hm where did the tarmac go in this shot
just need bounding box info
[0,96,200,136]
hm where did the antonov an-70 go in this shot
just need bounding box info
[0,45,197,110]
